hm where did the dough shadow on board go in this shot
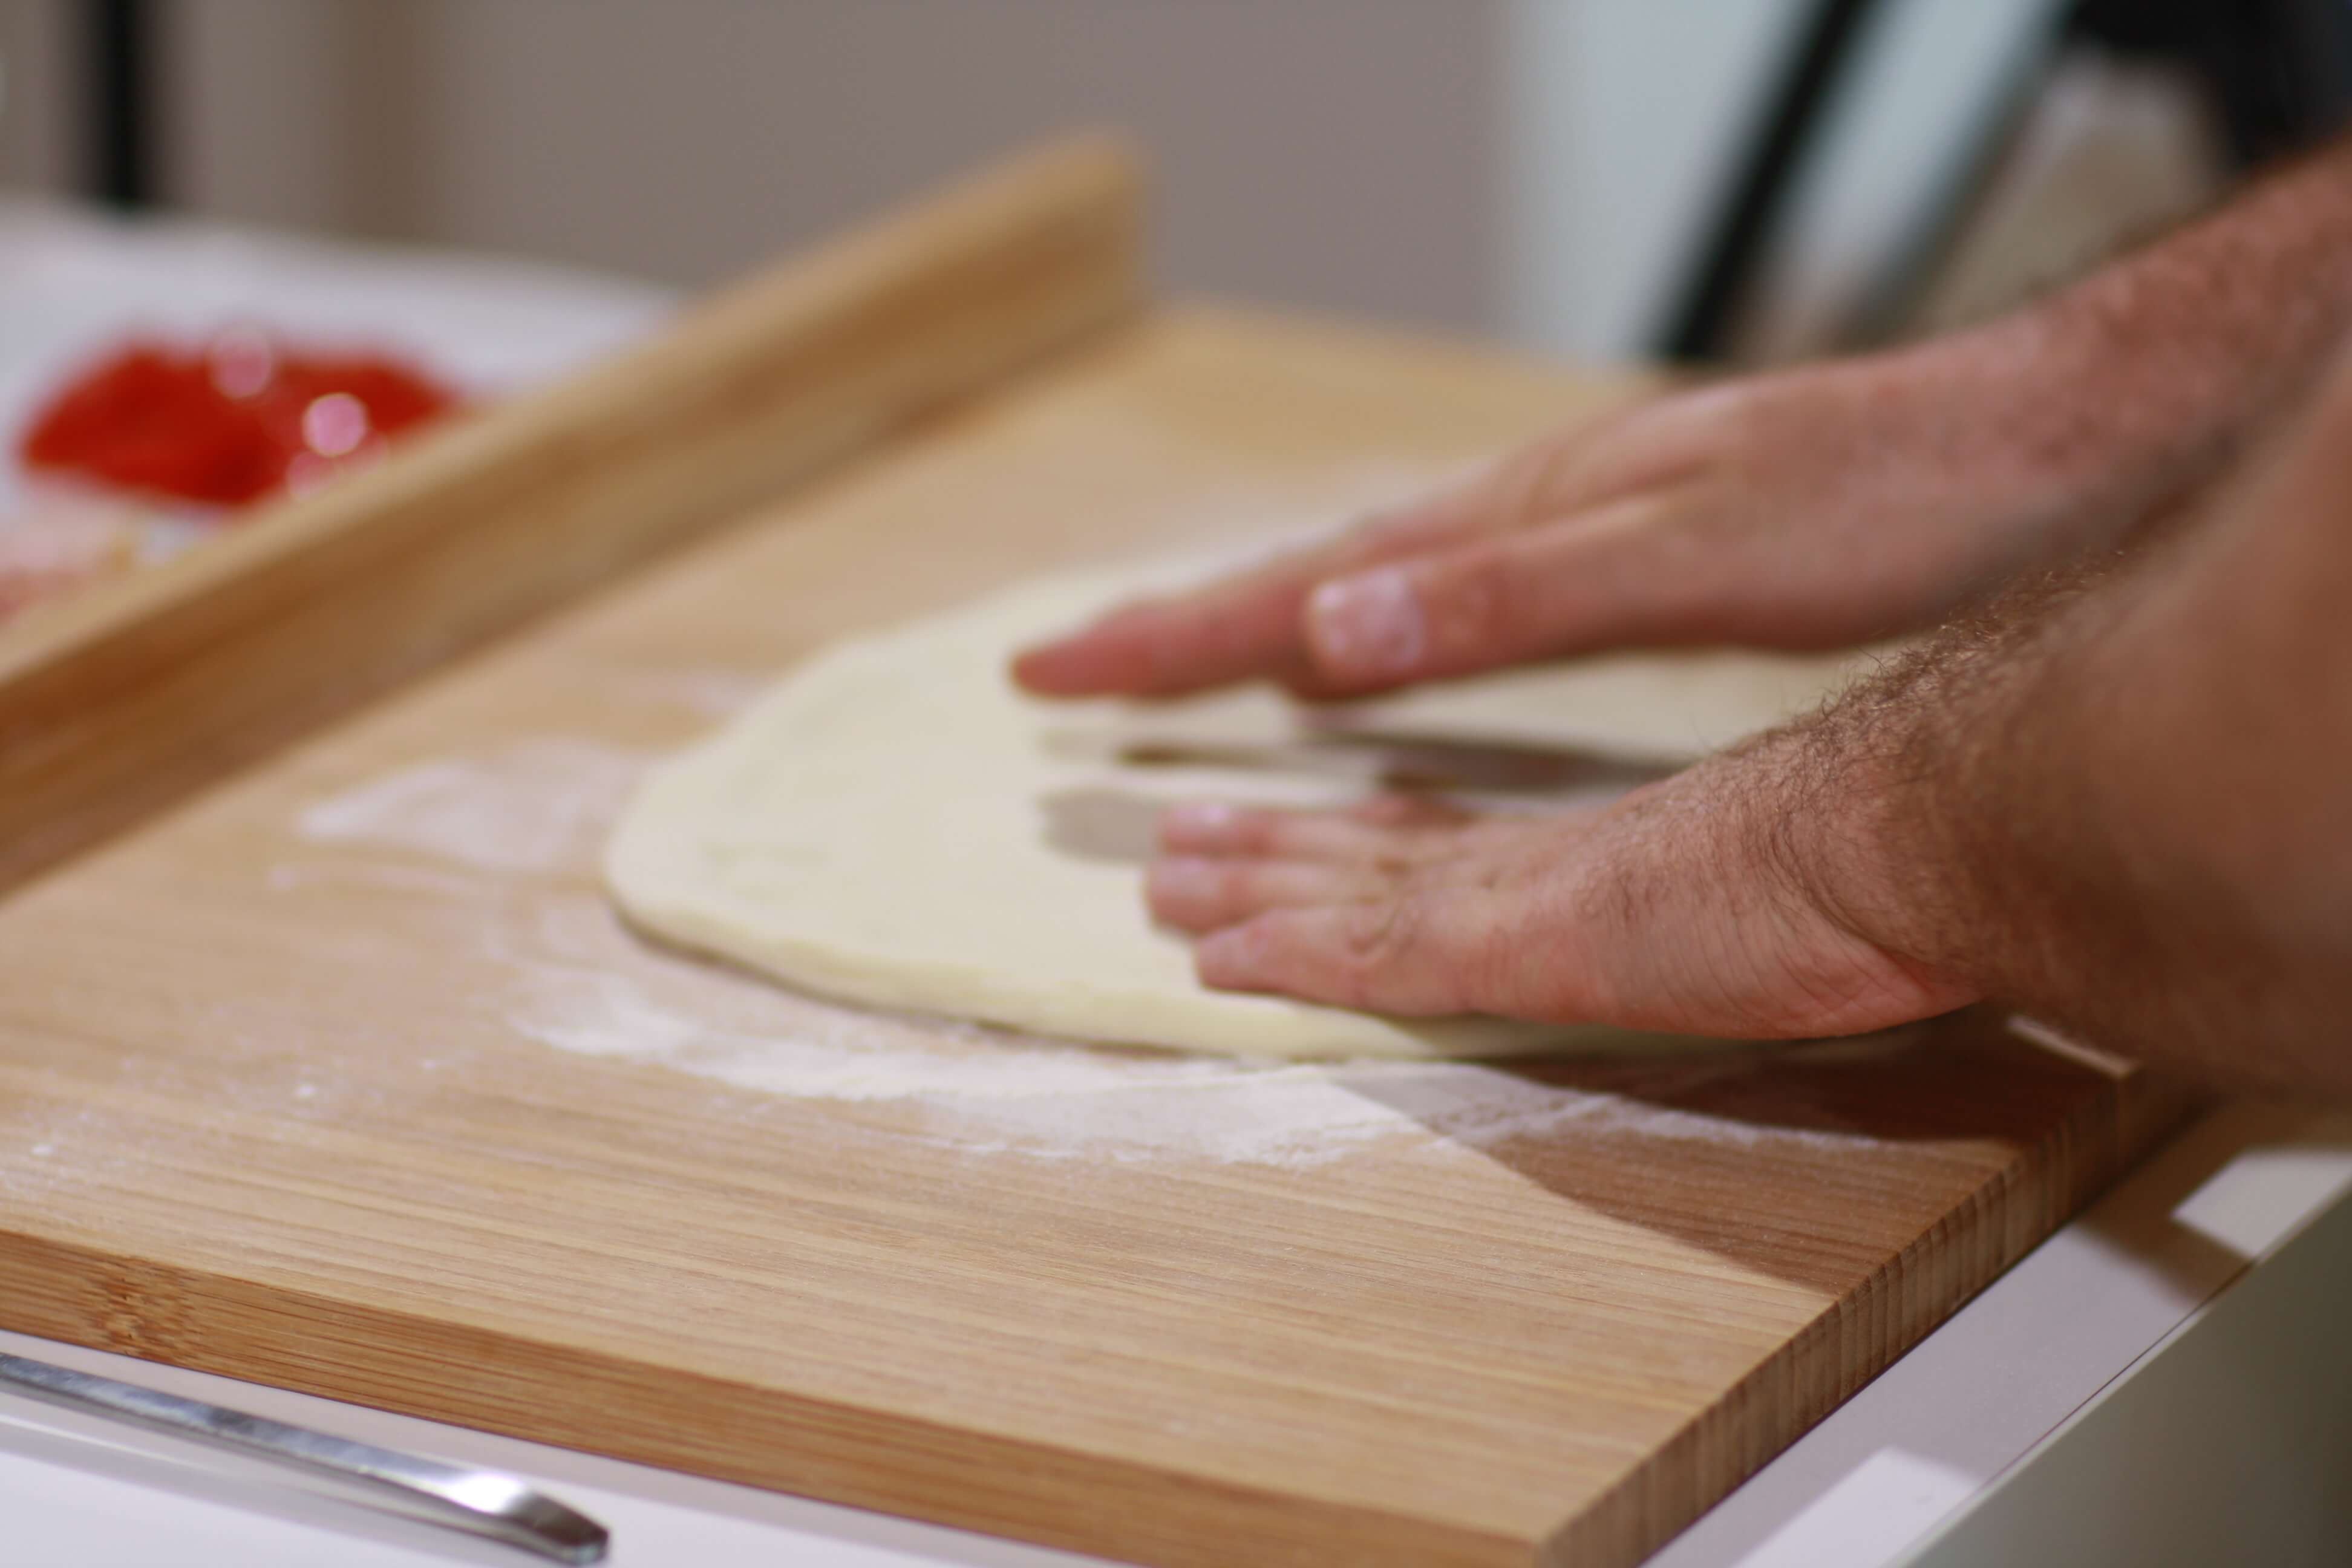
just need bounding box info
[1103,730,1673,796]
[1329,1007,2168,1296]
[1039,787,1166,864]
[1038,730,1674,866]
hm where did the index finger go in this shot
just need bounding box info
[1010,501,1465,699]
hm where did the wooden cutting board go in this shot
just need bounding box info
[0,145,2190,1568]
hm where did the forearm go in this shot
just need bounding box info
[1879,132,2352,552]
[1803,358,2352,1090]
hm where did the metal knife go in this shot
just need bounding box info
[0,1351,608,1564]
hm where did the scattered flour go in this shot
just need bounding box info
[497,893,1890,1169]
[266,859,495,898]
[0,1099,138,1202]
[495,894,1412,1167]
[616,666,773,719]
[296,738,648,872]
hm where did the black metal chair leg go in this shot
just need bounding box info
[87,0,155,209]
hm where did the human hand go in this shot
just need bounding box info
[1014,340,2127,701]
[1143,745,1974,1039]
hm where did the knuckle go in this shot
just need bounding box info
[1346,508,1414,554]
[1339,897,1421,978]
[1349,795,1409,826]
[1428,549,1545,658]
[1443,550,1514,619]
[1247,812,1300,855]
[1351,793,1443,829]
[1213,862,1261,904]
[1488,443,1570,534]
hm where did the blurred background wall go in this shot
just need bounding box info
[5,0,2337,363]
[3,0,1518,331]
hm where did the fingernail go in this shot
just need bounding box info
[1308,567,1426,679]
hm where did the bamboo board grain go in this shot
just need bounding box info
[0,307,2190,1568]
[0,135,1140,896]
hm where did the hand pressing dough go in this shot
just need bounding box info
[606,556,1870,1060]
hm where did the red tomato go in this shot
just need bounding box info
[18,332,460,508]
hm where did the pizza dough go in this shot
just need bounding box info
[605,557,1867,1060]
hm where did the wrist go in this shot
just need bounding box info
[1947,156,2352,526]
[1748,690,1976,994]
[1884,305,2185,532]
[1604,722,1981,1039]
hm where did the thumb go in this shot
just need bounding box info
[1302,494,1698,688]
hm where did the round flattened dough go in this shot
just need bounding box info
[605,557,1869,1060]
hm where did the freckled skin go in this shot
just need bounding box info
[1015,138,2352,1093]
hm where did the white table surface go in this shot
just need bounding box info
[5,201,2347,1568]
